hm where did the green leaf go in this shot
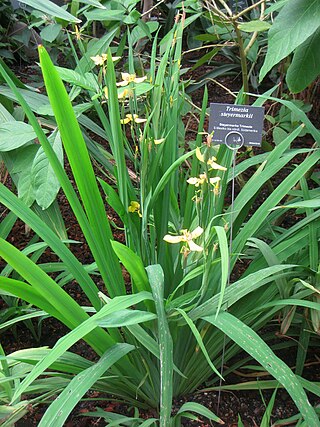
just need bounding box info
[38,344,134,427]
[40,23,62,43]
[8,145,39,173]
[204,312,320,426]
[73,0,106,7]
[260,0,320,81]
[261,388,277,427]
[98,309,156,328]
[11,292,151,403]
[239,20,271,33]
[272,199,320,210]
[32,131,63,210]
[56,67,98,92]
[111,241,150,294]
[84,9,124,21]
[286,26,320,93]
[177,402,224,424]
[18,168,35,206]
[38,45,125,297]
[0,122,36,151]
[98,179,128,226]
[176,309,222,379]
[146,265,173,426]
[19,0,80,23]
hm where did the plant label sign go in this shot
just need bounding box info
[208,103,264,149]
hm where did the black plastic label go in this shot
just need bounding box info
[208,103,264,148]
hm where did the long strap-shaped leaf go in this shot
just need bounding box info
[11,291,152,404]
[204,311,320,426]
[38,46,125,297]
[0,61,122,305]
[146,265,173,426]
[38,343,134,427]
[0,238,115,355]
[0,183,100,308]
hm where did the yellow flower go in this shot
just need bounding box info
[121,114,147,125]
[187,173,221,187]
[103,87,134,100]
[118,88,134,99]
[128,201,142,217]
[117,72,147,87]
[163,226,204,252]
[90,54,120,66]
[196,147,227,171]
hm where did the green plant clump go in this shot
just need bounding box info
[0,1,319,426]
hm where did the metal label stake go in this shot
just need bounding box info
[209,103,264,414]
[216,134,241,414]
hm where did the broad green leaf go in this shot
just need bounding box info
[265,0,289,14]
[56,67,99,92]
[0,122,36,151]
[260,0,320,81]
[38,344,134,427]
[73,0,106,7]
[8,145,39,173]
[84,9,124,21]
[204,312,320,426]
[18,168,35,206]
[286,26,320,93]
[32,131,63,210]
[129,21,159,45]
[0,104,14,123]
[239,20,271,33]
[0,87,51,115]
[19,0,81,23]
[40,23,62,43]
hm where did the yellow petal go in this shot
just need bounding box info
[163,235,183,244]
[190,226,203,239]
[134,117,147,123]
[116,81,129,87]
[188,240,203,252]
[154,138,165,145]
[209,177,221,185]
[90,55,104,66]
[121,72,133,81]
[118,88,133,99]
[196,147,205,163]
[134,76,147,83]
[120,117,131,124]
[187,177,199,185]
[208,159,227,171]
